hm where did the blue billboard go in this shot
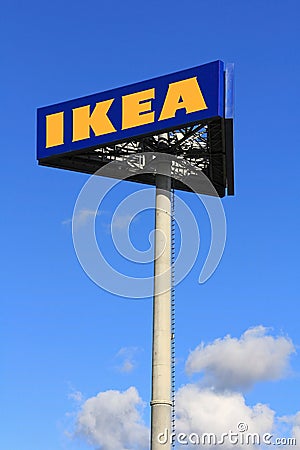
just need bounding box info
[37,60,225,159]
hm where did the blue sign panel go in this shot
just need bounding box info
[37,60,225,159]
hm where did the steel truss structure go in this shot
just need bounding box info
[38,118,234,197]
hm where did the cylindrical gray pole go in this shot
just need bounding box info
[150,149,172,450]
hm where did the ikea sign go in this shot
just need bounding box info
[37,61,225,159]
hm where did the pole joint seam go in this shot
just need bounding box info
[150,400,173,407]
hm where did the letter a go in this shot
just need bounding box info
[158,77,207,121]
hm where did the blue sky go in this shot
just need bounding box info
[1,1,300,449]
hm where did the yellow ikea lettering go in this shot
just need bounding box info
[44,76,211,149]
[158,77,207,121]
[72,99,116,142]
[122,88,155,130]
[46,112,64,148]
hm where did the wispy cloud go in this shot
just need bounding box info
[68,389,84,403]
[111,213,140,231]
[62,209,103,228]
[114,346,142,373]
[62,218,72,226]
[63,209,140,237]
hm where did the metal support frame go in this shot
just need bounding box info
[38,118,233,197]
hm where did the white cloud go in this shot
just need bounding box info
[290,412,300,449]
[75,387,149,450]
[111,213,139,230]
[176,384,275,449]
[278,412,300,449]
[63,209,102,228]
[115,347,141,373]
[185,326,295,390]
[72,385,300,450]
[62,218,72,225]
[70,327,298,450]
[65,209,138,234]
[68,389,84,403]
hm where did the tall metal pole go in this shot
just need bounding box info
[151,139,172,450]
